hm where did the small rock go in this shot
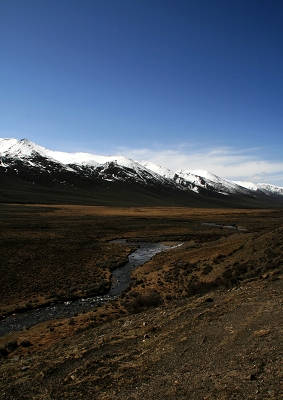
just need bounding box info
[21,365,30,371]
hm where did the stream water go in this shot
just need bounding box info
[201,222,238,229]
[0,241,172,337]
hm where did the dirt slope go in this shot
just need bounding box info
[1,271,283,400]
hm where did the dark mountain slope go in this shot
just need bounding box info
[1,138,283,208]
[2,168,281,208]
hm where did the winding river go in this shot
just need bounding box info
[0,241,173,337]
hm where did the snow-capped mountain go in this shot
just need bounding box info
[234,181,283,196]
[175,169,250,196]
[0,138,172,188]
[1,138,283,207]
[143,163,283,198]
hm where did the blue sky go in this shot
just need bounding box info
[1,0,283,185]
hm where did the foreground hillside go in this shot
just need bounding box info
[1,271,282,400]
[0,205,283,399]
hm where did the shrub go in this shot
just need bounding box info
[186,278,225,296]
[5,339,19,352]
[222,268,233,278]
[0,347,8,357]
[201,265,213,275]
[235,263,248,275]
[20,339,32,348]
[125,291,162,314]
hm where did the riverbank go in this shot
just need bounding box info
[1,207,282,345]
[0,241,174,337]
[1,269,283,399]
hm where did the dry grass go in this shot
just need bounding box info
[1,204,282,311]
[1,274,283,399]
[1,204,283,399]
[0,204,283,353]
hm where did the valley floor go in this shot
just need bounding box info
[0,205,283,399]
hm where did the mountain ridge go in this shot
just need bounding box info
[1,138,283,207]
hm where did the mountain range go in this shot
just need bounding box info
[1,138,283,207]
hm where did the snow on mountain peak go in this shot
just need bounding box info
[186,169,220,181]
[139,160,176,180]
[257,183,283,195]
[0,138,19,153]
[233,181,283,195]
[0,138,49,159]
[0,138,142,170]
[233,181,259,191]
[176,169,223,185]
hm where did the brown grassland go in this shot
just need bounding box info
[1,204,283,399]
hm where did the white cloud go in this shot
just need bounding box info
[114,145,283,187]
